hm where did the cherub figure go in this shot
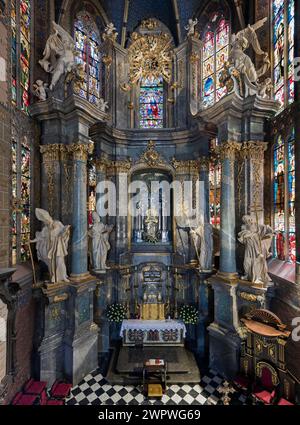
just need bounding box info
[185,18,198,37]
[33,80,48,101]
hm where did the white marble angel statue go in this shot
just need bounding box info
[88,211,113,271]
[33,208,71,283]
[185,18,198,37]
[39,21,76,90]
[238,215,274,285]
[229,18,270,95]
[190,219,213,271]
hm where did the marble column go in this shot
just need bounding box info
[67,143,93,278]
[218,142,240,277]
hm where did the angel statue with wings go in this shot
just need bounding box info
[31,208,71,283]
[39,21,76,90]
[229,18,271,97]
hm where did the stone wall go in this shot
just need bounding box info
[0,16,10,268]
[0,299,8,381]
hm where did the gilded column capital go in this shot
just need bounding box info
[172,159,200,174]
[216,141,241,161]
[95,158,109,173]
[40,144,61,161]
[66,142,94,162]
[59,145,71,161]
[199,157,210,172]
[239,141,268,161]
[106,159,132,176]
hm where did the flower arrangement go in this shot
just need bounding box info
[106,303,127,323]
[178,305,199,325]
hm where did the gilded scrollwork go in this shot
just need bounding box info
[66,142,94,162]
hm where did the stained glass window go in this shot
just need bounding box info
[87,159,96,225]
[273,130,295,262]
[11,0,31,113]
[74,12,101,104]
[209,161,221,228]
[202,13,230,108]
[11,134,31,265]
[273,0,294,108]
[139,77,164,129]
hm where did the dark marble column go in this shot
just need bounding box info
[218,142,240,277]
[67,143,93,278]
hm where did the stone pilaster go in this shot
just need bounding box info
[238,141,268,222]
[40,145,61,219]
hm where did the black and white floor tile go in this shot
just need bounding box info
[66,369,247,405]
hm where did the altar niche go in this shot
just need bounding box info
[129,263,173,319]
[131,170,173,246]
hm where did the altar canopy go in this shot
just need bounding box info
[120,320,186,347]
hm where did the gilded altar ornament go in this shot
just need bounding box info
[128,32,173,84]
[189,52,200,64]
[140,18,158,30]
[39,21,77,90]
[102,54,112,67]
[32,208,71,283]
[139,141,162,167]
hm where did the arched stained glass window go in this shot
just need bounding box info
[11,133,31,264]
[202,13,230,108]
[139,77,164,129]
[273,0,295,108]
[273,130,295,262]
[11,0,31,113]
[74,12,102,104]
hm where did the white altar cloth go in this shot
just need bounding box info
[120,319,186,338]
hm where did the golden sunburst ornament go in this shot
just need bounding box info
[128,32,173,84]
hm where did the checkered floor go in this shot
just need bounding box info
[66,369,247,405]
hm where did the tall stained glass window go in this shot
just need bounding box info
[74,12,101,104]
[209,161,221,228]
[11,134,31,265]
[273,0,295,108]
[273,130,295,262]
[202,13,230,108]
[139,77,164,129]
[87,159,96,226]
[11,0,31,113]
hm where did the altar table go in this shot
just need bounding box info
[120,320,186,346]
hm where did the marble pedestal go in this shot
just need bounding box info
[34,276,99,386]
